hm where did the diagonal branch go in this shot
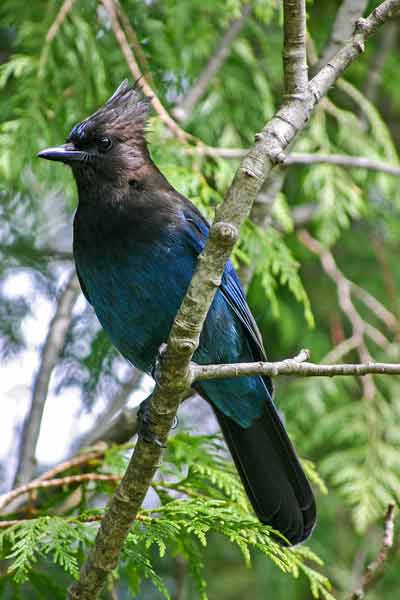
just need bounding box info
[39,0,78,74]
[173,3,252,122]
[298,229,397,400]
[115,1,155,85]
[68,2,400,598]
[13,272,80,487]
[101,0,194,143]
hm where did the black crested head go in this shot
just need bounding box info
[69,79,150,149]
[38,80,153,188]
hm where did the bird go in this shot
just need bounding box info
[38,80,316,545]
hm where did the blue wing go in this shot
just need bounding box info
[181,201,267,361]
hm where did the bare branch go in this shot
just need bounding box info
[68,3,400,598]
[14,272,80,487]
[101,0,194,143]
[283,0,308,99]
[352,283,398,331]
[39,0,78,74]
[1,448,105,514]
[191,354,400,382]
[0,474,119,513]
[187,147,400,175]
[115,1,155,85]
[46,0,78,43]
[298,229,397,400]
[286,153,400,175]
[319,0,368,67]
[298,230,397,345]
[350,504,396,600]
[174,4,252,122]
[322,336,361,364]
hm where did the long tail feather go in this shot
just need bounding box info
[211,392,316,545]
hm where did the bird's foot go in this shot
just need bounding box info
[137,396,166,448]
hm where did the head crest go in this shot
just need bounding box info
[77,80,150,143]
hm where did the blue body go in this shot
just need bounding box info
[74,195,269,427]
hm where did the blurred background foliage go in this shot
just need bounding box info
[1,0,400,598]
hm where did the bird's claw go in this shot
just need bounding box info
[137,397,166,448]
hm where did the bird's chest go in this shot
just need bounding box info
[74,222,195,372]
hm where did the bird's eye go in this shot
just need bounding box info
[97,136,113,153]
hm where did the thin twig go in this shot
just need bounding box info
[0,474,120,513]
[115,1,154,85]
[298,230,397,344]
[286,153,400,175]
[101,0,194,143]
[68,3,400,598]
[1,449,106,513]
[39,0,78,74]
[13,272,81,487]
[174,3,252,122]
[298,229,398,400]
[191,353,400,382]
[46,0,78,42]
[186,147,400,175]
[350,503,396,600]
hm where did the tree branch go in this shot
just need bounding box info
[13,272,80,487]
[173,3,252,122]
[1,448,105,513]
[187,147,400,175]
[68,2,400,598]
[298,229,398,400]
[349,503,396,600]
[101,0,194,143]
[39,0,78,74]
[0,474,119,513]
[283,0,308,100]
[191,352,400,382]
[286,152,400,174]
[115,1,155,86]
[298,230,397,349]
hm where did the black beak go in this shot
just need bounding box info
[37,143,87,164]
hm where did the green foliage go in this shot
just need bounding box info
[0,516,88,583]
[0,434,332,599]
[238,221,314,326]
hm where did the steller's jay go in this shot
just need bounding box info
[38,81,316,545]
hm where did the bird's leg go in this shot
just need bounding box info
[137,394,166,448]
